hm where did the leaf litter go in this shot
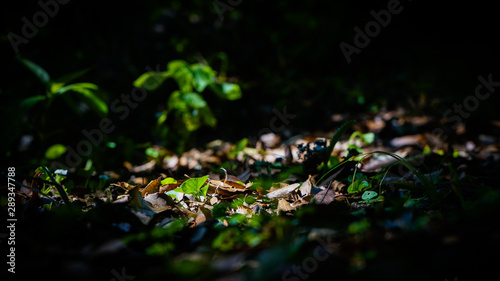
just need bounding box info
[3,110,500,280]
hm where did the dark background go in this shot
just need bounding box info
[1,0,499,171]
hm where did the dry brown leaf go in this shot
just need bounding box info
[299,175,313,197]
[144,193,175,212]
[266,183,300,199]
[194,211,206,226]
[313,189,343,205]
[210,178,250,199]
[111,182,135,191]
[141,177,162,197]
[277,198,295,213]
[125,159,156,173]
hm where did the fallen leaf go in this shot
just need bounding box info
[277,198,294,213]
[141,177,162,197]
[313,189,343,205]
[266,183,300,199]
[299,175,313,197]
[144,192,175,212]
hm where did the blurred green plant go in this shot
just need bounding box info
[133,59,242,152]
[347,131,375,154]
[19,57,107,125]
[7,57,107,161]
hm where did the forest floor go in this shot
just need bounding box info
[2,108,500,281]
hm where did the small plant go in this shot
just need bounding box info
[19,57,107,128]
[347,131,375,154]
[13,57,107,161]
[133,58,242,152]
[168,175,210,201]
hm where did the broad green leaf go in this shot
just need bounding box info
[361,191,378,201]
[175,175,209,196]
[183,92,207,108]
[133,71,170,91]
[191,64,216,92]
[161,177,177,185]
[347,180,371,194]
[168,91,188,111]
[19,57,50,84]
[168,60,193,93]
[200,181,209,197]
[362,132,375,144]
[221,83,242,100]
[44,144,67,159]
[145,147,160,158]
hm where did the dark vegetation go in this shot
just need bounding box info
[1,1,500,280]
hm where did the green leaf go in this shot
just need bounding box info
[362,132,375,144]
[230,138,248,157]
[324,120,356,167]
[133,71,170,91]
[200,181,209,197]
[161,177,177,185]
[56,83,108,117]
[168,91,188,111]
[145,147,160,158]
[191,63,216,92]
[168,60,193,93]
[20,95,46,109]
[361,191,378,201]
[175,175,209,196]
[221,83,242,100]
[183,92,207,108]
[347,180,371,194]
[44,144,67,159]
[19,57,50,84]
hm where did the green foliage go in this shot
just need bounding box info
[229,138,248,158]
[171,175,209,200]
[19,57,106,118]
[347,131,375,154]
[7,58,107,162]
[44,144,67,160]
[133,59,242,152]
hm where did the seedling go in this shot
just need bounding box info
[133,59,242,152]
